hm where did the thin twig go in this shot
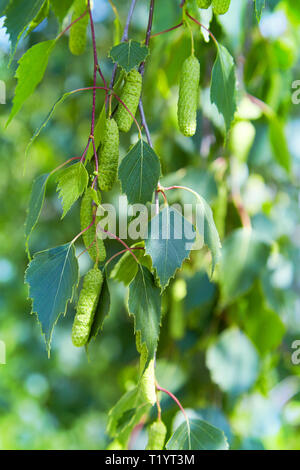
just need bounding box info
[97,226,139,263]
[157,188,168,205]
[113,92,142,137]
[89,4,98,136]
[138,101,152,146]
[86,0,104,186]
[138,0,155,147]
[88,1,107,86]
[155,191,159,215]
[80,138,91,163]
[49,156,81,176]
[77,239,96,258]
[246,93,274,118]
[56,9,89,41]
[109,0,138,89]
[105,247,144,268]
[128,415,147,450]
[186,12,218,46]
[150,22,183,38]
[71,217,96,245]
[232,192,252,229]
[68,86,143,137]
[139,0,155,75]
[156,382,190,444]
[156,382,191,449]
[163,184,199,199]
[156,391,162,421]
[91,138,99,187]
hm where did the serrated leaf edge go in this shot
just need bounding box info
[108,39,149,73]
[126,265,162,362]
[24,243,79,356]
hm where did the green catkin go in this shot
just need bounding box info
[72,267,103,347]
[136,332,156,406]
[177,55,200,137]
[140,359,157,405]
[80,188,106,263]
[214,182,227,240]
[69,0,89,56]
[169,301,185,340]
[212,0,231,15]
[115,69,142,133]
[197,0,212,8]
[98,118,119,191]
[146,420,167,450]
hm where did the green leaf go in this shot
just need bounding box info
[107,386,150,445]
[7,40,55,126]
[50,0,74,23]
[269,117,291,173]
[195,193,222,274]
[110,251,139,286]
[145,206,196,290]
[166,419,229,450]
[0,0,10,17]
[210,44,237,132]
[110,242,146,286]
[161,167,218,205]
[88,274,111,343]
[128,266,161,361]
[110,2,121,45]
[186,0,201,20]
[4,0,47,59]
[255,0,265,21]
[156,186,221,274]
[246,307,285,355]
[119,140,161,205]
[25,173,49,246]
[25,91,74,158]
[109,40,149,73]
[86,105,107,162]
[219,228,270,305]
[25,243,79,353]
[233,285,285,356]
[28,0,50,34]
[184,271,216,312]
[56,162,88,218]
[206,328,260,395]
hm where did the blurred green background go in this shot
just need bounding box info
[0,0,300,450]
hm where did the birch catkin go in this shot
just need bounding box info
[80,188,106,262]
[72,267,103,347]
[177,55,200,137]
[136,332,156,405]
[69,0,89,56]
[140,358,157,405]
[146,420,167,450]
[98,118,119,191]
[115,69,142,133]
[212,0,231,15]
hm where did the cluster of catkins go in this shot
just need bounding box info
[68,1,143,347]
[71,69,142,346]
[69,0,231,348]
